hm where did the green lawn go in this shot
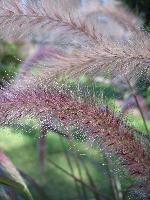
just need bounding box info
[0,124,113,200]
[128,114,150,133]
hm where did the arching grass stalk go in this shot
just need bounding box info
[125,77,149,134]
[0,88,149,190]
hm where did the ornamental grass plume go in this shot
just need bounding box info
[0,0,149,83]
[0,87,149,183]
[0,0,150,199]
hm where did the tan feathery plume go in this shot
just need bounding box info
[0,0,99,42]
[0,0,149,83]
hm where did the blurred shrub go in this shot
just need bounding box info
[135,73,150,96]
[135,73,150,107]
[0,40,21,85]
[63,76,121,101]
[120,0,150,27]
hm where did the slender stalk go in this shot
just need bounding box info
[38,124,47,175]
[104,156,123,200]
[72,153,88,200]
[65,132,88,200]
[125,77,149,134]
[48,157,113,200]
[47,158,100,195]
[59,136,83,200]
[67,139,100,200]
[50,127,101,200]
[81,160,100,200]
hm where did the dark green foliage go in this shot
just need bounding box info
[120,0,150,27]
[64,76,121,102]
[135,74,150,96]
[0,40,21,85]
